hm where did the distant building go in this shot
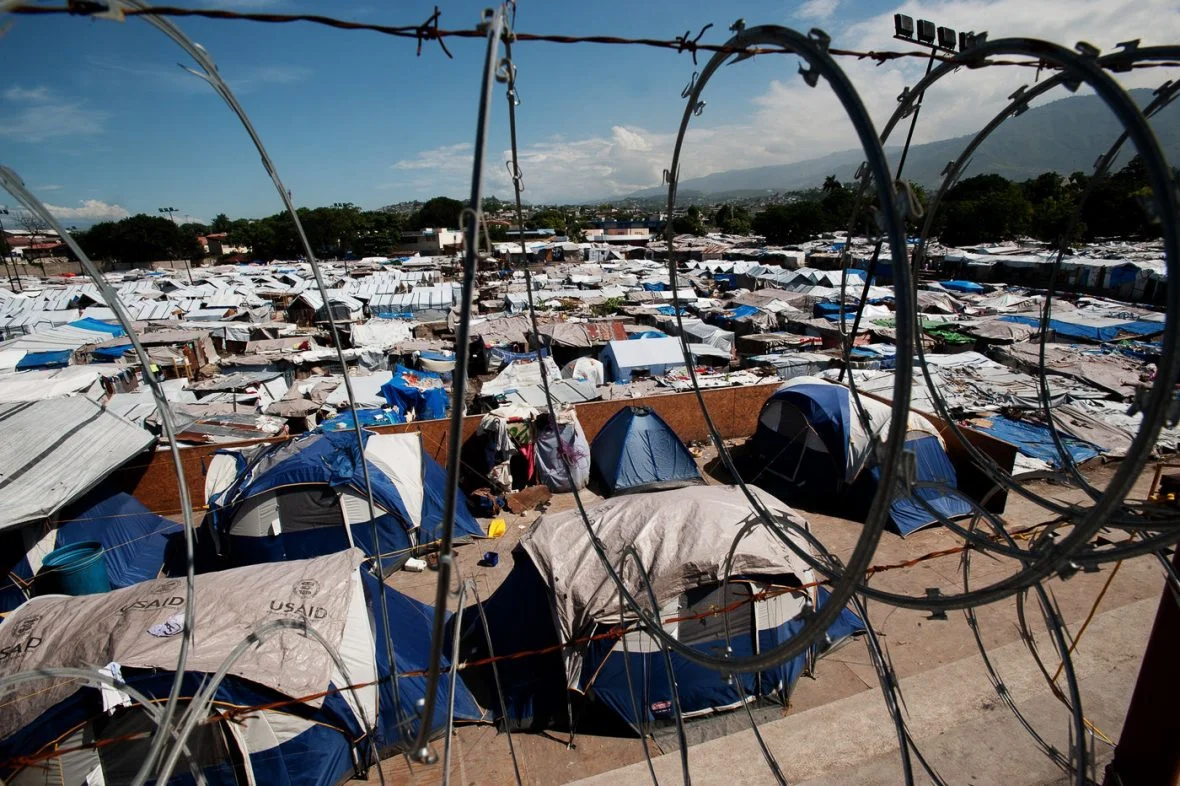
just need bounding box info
[2,228,64,259]
[584,220,657,245]
[393,228,463,256]
[198,233,250,257]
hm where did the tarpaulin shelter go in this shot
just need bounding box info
[449,486,863,732]
[0,491,181,613]
[0,550,484,786]
[534,409,591,493]
[599,337,729,383]
[379,364,449,420]
[207,431,482,571]
[752,377,972,535]
[591,406,704,496]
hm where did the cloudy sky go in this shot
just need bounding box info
[0,0,1177,224]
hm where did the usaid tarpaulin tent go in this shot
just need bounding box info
[207,431,482,571]
[0,550,484,786]
[449,486,863,732]
[752,377,972,535]
[590,406,703,496]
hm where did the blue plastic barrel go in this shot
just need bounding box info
[37,541,111,597]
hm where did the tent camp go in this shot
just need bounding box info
[206,430,482,571]
[591,406,704,496]
[752,377,972,535]
[0,491,181,613]
[0,550,485,786]
[450,486,863,732]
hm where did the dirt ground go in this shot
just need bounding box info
[371,441,1169,786]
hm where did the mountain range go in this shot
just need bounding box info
[618,88,1179,202]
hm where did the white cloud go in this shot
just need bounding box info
[0,86,108,143]
[392,143,473,172]
[797,0,840,21]
[3,86,52,103]
[35,184,64,192]
[385,0,1180,203]
[45,200,131,222]
[86,58,311,95]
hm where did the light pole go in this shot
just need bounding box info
[332,201,356,272]
[0,207,18,292]
[159,206,193,284]
[839,17,982,381]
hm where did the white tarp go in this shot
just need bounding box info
[0,549,371,741]
[0,397,155,530]
[519,484,815,687]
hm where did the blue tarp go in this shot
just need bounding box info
[15,350,71,370]
[713,273,738,290]
[628,330,666,340]
[642,281,668,291]
[1001,314,1164,342]
[380,364,449,420]
[875,434,974,536]
[318,408,405,432]
[590,407,703,496]
[940,280,985,294]
[487,346,548,365]
[967,414,1102,468]
[655,305,687,316]
[0,491,181,613]
[91,344,131,361]
[69,317,125,336]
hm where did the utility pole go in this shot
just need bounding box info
[158,206,193,284]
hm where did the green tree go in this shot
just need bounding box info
[752,201,828,244]
[713,203,752,234]
[76,214,199,264]
[934,174,1033,246]
[672,205,706,236]
[411,196,465,230]
[210,213,232,233]
[526,208,582,240]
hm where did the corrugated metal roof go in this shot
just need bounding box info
[0,397,155,530]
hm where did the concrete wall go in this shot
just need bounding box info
[113,382,782,513]
[113,380,1016,516]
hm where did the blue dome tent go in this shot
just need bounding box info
[751,377,972,535]
[590,406,704,496]
[207,430,482,572]
[0,491,181,613]
[0,550,485,786]
[448,486,863,733]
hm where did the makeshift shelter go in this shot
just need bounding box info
[207,430,482,571]
[534,409,591,493]
[599,337,729,384]
[379,364,449,420]
[450,486,864,732]
[752,377,972,535]
[591,406,704,496]
[0,491,181,613]
[562,356,606,387]
[0,550,484,786]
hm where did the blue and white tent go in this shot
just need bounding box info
[591,406,703,496]
[0,550,485,786]
[0,491,182,613]
[207,430,482,571]
[450,486,864,732]
[752,377,972,535]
